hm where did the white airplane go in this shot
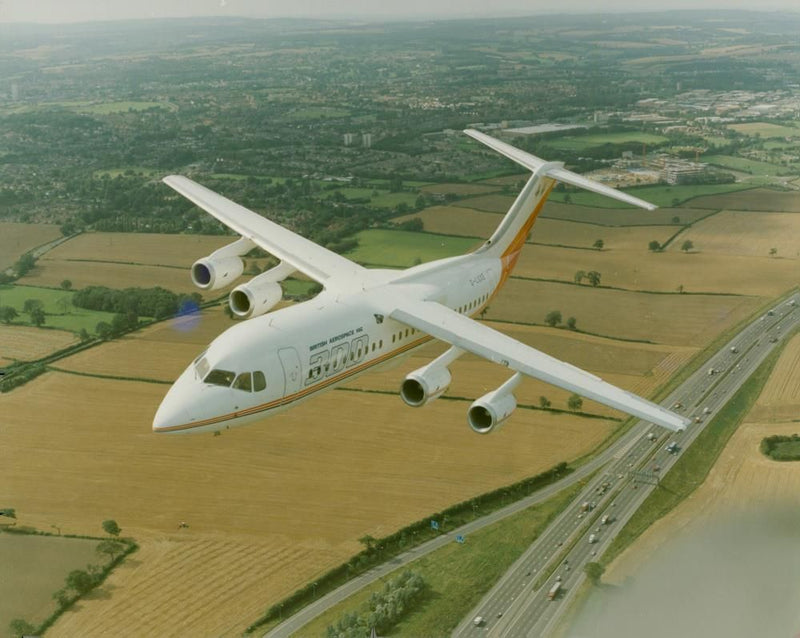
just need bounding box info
[153,129,690,435]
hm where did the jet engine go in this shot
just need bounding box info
[400,345,464,407]
[191,237,255,291]
[228,261,295,319]
[467,372,522,434]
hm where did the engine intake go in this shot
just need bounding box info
[228,262,296,319]
[400,346,464,407]
[467,372,522,434]
[191,237,255,291]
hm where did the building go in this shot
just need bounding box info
[343,133,355,146]
[362,133,372,148]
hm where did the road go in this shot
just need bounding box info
[453,294,800,637]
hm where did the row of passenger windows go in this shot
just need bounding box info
[457,293,489,315]
[391,328,417,344]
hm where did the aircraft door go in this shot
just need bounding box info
[278,347,302,397]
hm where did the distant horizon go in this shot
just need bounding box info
[1,1,799,25]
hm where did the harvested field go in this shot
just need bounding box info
[541,202,711,226]
[420,183,501,196]
[459,194,515,213]
[687,188,800,212]
[746,335,800,423]
[0,222,61,271]
[0,534,100,634]
[44,232,232,268]
[2,368,611,637]
[19,260,203,295]
[477,173,527,186]
[487,279,760,347]
[671,210,800,258]
[398,208,677,250]
[0,325,77,362]
[728,121,800,138]
[511,243,798,296]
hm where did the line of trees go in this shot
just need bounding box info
[73,286,202,320]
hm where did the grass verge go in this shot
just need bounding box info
[290,480,587,638]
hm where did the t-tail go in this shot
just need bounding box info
[465,129,656,282]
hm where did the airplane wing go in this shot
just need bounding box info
[163,175,367,287]
[390,298,689,431]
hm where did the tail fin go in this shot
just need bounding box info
[466,129,656,271]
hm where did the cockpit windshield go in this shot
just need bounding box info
[204,369,236,387]
[195,355,210,379]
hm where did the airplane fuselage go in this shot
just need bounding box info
[153,254,502,433]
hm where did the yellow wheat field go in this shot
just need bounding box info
[0,222,62,271]
[2,367,613,637]
[687,188,800,212]
[486,278,760,347]
[44,232,234,268]
[670,210,800,258]
[0,325,77,362]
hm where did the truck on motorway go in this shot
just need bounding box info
[601,514,612,525]
[665,441,680,454]
[548,581,562,601]
[473,616,484,626]
[588,533,598,543]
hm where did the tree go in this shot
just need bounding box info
[671,215,680,224]
[8,618,36,637]
[29,306,46,327]
[563,192,572,204]
[677,284,684,294]
[593,239,604,250]
[358,534,377,552]
[15,253,36,277]
[102,519,121,537]
[66,569,95,595]
[769,247,778,257]
[96,321,112,339]
[573,270,586,284]
[648,240,661,252]
[97,539,125,561]
[681,239,694,253]
[567,394,583,411]
[79,327,91,342]
[60,279,73,290]
[22,298,43,315]
[584,561,605,584]
[0,508,16,518]
[539,396,551,409]
[586,271,601,287]
[0,306,18,324]
[544,310,562,327]
[53,587,72,608]
[566,316,577,330]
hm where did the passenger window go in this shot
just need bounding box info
[204,369,236,387]
[253,371,266,392]
[392,334,396,343]
[405,329,409,338]
[233,372,252,392]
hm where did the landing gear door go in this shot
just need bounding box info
[278,347,302,396]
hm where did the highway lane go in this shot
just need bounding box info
[453,295,800,637]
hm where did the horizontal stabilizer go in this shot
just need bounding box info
[464,129,657,211]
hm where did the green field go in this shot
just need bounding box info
[548,182,754,208]
[0,284,118,334]
[705,155,788,176]
[345,230,480,267]
[0,533,100,634]
[728,121,800,139]
[550,132,668,151]
[293,481,584,638]
[78,101,170,114]
[284,106,350,120]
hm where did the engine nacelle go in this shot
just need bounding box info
[229,279,282,319]
[467,372,523,434]
[401,365,452,407]
[191,237,255,291]
[228,262,295,319]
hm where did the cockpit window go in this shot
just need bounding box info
[253,371,266,392]
[204,369,235,387]
[233,372,252,392]
[195,355,210,379]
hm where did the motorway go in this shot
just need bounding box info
[265,294,798,638]
[452,293,800,637]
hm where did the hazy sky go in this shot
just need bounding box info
[1,0,799,24]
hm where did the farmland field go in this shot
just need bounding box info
[420,182,502,196]
[43,232,233,268]
[0,223,62,271]
[0,534,100,636]
[486,278,760,347]
[672,210,800,258]
[727,121,800,138]
[704,154,787,176]
[345,229,480,267]
[549,131,668,151]
[540,201,712,226]
[0,325,77,362]
[685,188,800,212]
[399,207,678,250]
[511,243,798,296]
[546,182,754,209]
[1,367,613,637]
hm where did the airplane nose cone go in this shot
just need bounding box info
[153,388,191,433]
